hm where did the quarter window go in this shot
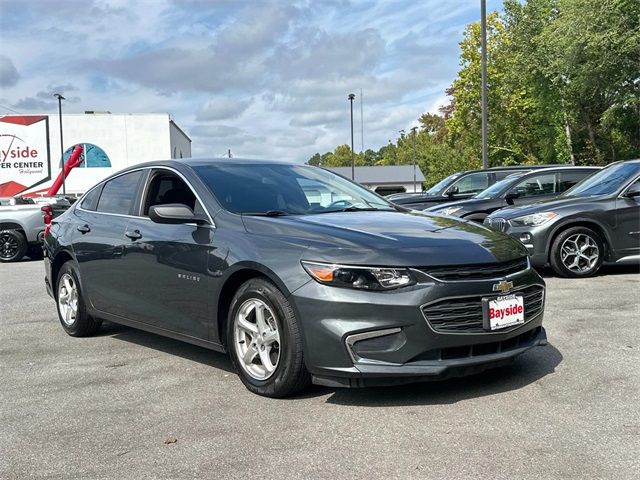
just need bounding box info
[96,170,144,215]
[79,186,102,211]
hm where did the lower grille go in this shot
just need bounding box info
[421,285,544,333]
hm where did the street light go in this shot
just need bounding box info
[53,93,66,196]
[411,126,418,192]
[480,0,489,169]
[348,93,355,180]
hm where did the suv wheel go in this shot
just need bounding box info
[0,229,28,262]
[550,226,604,277]
[227,278,310,397]
[56,261,102,336]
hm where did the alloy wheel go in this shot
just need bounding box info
[233,298,281,380]
[0,233,19,260]
[560,233,600,274]
[58,273,79,326]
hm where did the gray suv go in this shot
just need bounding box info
[44,159,547,397]
[485,160,640,277]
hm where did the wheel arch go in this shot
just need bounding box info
[51,249,76,296]
[215,263,292,348]
[546,219,612,263]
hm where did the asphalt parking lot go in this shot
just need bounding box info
[1,260,639,479]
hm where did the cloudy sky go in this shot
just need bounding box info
[0,0,501,161]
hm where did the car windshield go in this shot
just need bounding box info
[563,162,640,197]
[473,175,524,199]
[193,163,395,215]
[425,173,460,195]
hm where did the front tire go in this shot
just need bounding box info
[550,226,604,277]
[227,278,310,397]
[56,261,102,336]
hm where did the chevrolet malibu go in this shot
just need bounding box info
[44,159,547,397]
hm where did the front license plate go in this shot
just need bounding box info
[482,294,525,331]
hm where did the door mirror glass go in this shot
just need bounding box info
[505,190,520,200]
[624,181,640,198]
[445,186,459,197]
[149,203,206,224]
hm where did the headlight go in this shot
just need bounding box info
[439,206,463,216]
[511,211,557,226]
[301,261,416,290]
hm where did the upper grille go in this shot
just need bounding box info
[485,217,509,232]
[421,285,544,333]
[420,256,529,282]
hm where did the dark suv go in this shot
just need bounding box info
[388,165,565,209]
[44,159,547,397]
[424,166,600,222]
[485,160,640,277]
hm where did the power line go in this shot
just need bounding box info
[0,104,21,114]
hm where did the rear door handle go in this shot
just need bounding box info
[125,229,142,240]
[77,224,91,234]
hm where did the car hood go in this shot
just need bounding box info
[488,195,605,220]
[242,210,527,266]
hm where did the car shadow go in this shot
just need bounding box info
[96,322,562,404]
[97,321,236,374]
[318,343,563,407]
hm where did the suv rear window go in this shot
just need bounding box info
[96,170,144,215]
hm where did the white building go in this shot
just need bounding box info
[0,112,191,196]
[326,165,426,196]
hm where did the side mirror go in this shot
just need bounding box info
[623,183,640,198]
[445,186,459,197]
[505,190,520,204]
[149,203,207,225]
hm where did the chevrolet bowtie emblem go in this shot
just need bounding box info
[493,280,513,294]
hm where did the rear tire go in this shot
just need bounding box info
[550,226,604,277]
[0,229,28,262]
[227,278,310,398]
[56,261,102,336]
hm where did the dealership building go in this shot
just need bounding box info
[0,113,191,197]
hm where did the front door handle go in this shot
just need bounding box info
[77,224,91,234]
[125,229,142,240]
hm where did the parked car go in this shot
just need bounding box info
[388,164,565,209]
[484,159,640,277]
[44,159,547,397]
[424,166,600,222]
[0,196,70,262]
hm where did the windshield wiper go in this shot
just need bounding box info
[319,206,396,214]
[243,210,290,217]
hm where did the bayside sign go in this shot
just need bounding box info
[0,116,51,196]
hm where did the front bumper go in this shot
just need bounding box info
[483,218,551,267]
[291,266,546,388]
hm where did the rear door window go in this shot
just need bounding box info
[96,170,144,215]
[513,173,557,197]
[451,172,490,195]
[558,170,593,192]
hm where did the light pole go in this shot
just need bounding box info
[480,0,489,169]
[53,93,66,196]
[348,93,355,180]
[411,126,418,192]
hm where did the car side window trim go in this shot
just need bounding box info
[76,165,215,227]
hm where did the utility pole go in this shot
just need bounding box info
[480,0,489,169]
[411,126,418,192]
[360,88,364,153]
[348,93,355,180]
[53,93,66,196]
